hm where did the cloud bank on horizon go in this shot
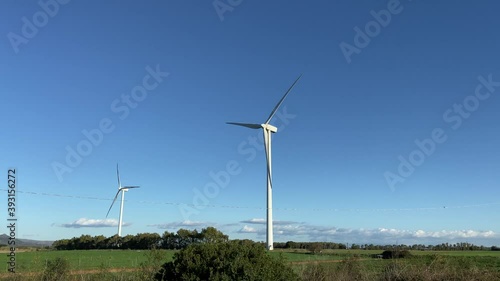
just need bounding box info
[236,219,497,244]
[59,218,130,228]
[57,217,499,246]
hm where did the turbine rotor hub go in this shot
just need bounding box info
[261,124,278,133]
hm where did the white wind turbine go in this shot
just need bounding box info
[227,74,302,250]
[106,164,140,237]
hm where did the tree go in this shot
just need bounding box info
[199,226,228,244]
[106,234,121,249]
[93,235,107,249]
[155,240,299,281]
[135,233,161,249]
[176,229,197,249]
[307,242,323,254]
[285,241,297,249]
[161,231,177,249]
[78,235,93,249]
[121,234,136,249]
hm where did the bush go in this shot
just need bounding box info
[307,243,323,254]
[300,257,367,281]
[155,240,299,281]
[135,246,168,280]
[41,257,70,281]
[381,250,412,259]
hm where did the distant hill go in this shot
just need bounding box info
[0,234,53,247]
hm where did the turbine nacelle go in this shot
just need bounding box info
[261,123,278,133]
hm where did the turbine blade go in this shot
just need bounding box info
[226,122,262,129]
[265,74,302,124]
[106,190,121,218]
[263,129,273,189]
[116,164,121,188]
[123,186,140,189]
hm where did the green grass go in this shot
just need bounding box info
[270,251,345,262]
[1,249,176,273]
[410,250,500,257]
[295,257,500,281]
[269,249,382,262]
[3,248,500,274]
[272,249,500,275]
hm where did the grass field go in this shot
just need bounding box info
[1,249,176,273]
[3,248,358,272]
[271,248,500,262]
[3,248,500,273]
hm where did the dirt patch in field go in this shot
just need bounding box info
[0,267,140,278]
[0,249,34,253]
[69,267,139,274]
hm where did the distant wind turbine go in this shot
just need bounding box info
[106,164,140,237]
[227,74,302,250]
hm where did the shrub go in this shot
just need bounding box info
[381,250,412,259]
[308,243,323,254]
[135,246,168,280]
[155,240,299,281]
[300,257,368,281]
[300,263,329,281]
[41,257,70,281]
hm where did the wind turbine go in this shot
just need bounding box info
[106,164,140,237]
[227,74,302,250]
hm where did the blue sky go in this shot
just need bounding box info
[1,0,500,246]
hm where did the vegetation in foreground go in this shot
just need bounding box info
[3,226,500,280]
[2,251,500,281]
[155,239,299,281]
[298,254,500,281]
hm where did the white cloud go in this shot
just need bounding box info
[149,220,209,229]
[60,218,129,228]
[235,219,499,245]
[237,225,261,234]
[240,218,301,225]
[241,218,266,224]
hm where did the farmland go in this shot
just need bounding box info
[2,248,500,277]
[1,249,174,272]
[3,248,364,273]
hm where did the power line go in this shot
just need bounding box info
[2,188,499,213]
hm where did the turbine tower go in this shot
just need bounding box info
[106,164,140,237]
[227,74,302,250]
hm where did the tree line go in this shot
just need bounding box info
[52,227,498,251]
[52,227,228,250]
[274,241,495,251]
[274,241,347,250]
[274,241,500,251]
